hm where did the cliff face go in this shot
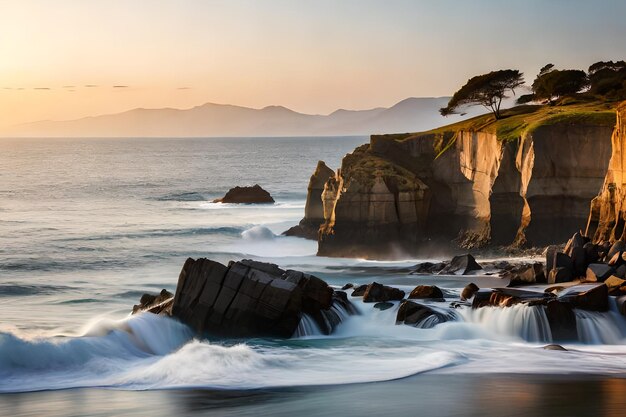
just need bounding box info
[283,161,335,240]
[588,103,626,242]
[312,104,617,259]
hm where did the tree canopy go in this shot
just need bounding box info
[440,69,524,119]
[531,66,588,103]
[587,60,626,98]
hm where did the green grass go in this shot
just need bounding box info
[400,101,617,144]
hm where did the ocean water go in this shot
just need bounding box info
[1,136,626,417]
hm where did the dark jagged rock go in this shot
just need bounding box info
[132,289,174,315]
[362,282,405,302]
[585,263,614,282]
[605,275,626,295]
[548,267,574,284]
[617,295,626,316]
[408,285,444,300]
[374,302,394,311]
[505,263,546,287]
[169,258,347,338]
[213,184,274,204]
[557,283,609,312]
[396,300,454,328]
[583,242,600,265]
[615,264,626,278]
[341,283,354,290]
[606,240,626,262]
[461,283,479,301]
[545,300,578,342]
[439,254,482,275]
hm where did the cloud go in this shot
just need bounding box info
[62,85,75,88]
[113,85,129,88]
[84,84,98,87]
[3,87,12,90]
[34,87,51,90]
[177,87,191,90]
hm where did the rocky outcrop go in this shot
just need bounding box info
[213,184,274,204]
[135,258,356,338]
[588,103,626,242]
[311,107,616,259]
[283,161,335,239]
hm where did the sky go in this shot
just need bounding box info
[1,0,625,127]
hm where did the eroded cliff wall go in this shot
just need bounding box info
[588,103,626,242]
[313,107,616,259]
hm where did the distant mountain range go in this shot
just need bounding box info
[1,97,493,137]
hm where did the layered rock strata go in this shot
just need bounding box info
[308,111,616,258]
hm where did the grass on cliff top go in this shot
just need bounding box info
[398,99,617,144]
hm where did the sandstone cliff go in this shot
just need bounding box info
[588,103,626,242]
[310,103,617,258]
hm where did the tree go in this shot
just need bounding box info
[440,69,524,120]
[587,60,626,97]
[531,66,588,103]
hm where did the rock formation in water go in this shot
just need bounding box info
[302,103,618,258]
[213,184,275,204]
[134,258,356,338]
[283,161,335,239]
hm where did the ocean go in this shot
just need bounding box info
[1,136,626,417]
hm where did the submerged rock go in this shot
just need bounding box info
[213,184,274,204]
[374,302,394,311]
[167,257,352,338]
[460,283,479,301]
[396,300,454,328]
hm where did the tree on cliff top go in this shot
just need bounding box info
[440,69,524,120]
[531,65,589,104]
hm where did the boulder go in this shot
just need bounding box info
[585,263,614,282]
[545,300,578,342]
[570,246,588,277]
[583,242,600,265]
[439,254,482,275]
[543,344,568,351]
[170,258,348,338]
[374,302,394,311]
[616,295,626,316]
[460,283,479,301]
[548,267,574,284]
[557,283,609,312]
[341,283,354,290]
[213,184,274,204]
[408,285,444,300]
[505,263,546,287]
[396,300,453,328]
[362,282,405,302]
[132,289,174,315]
[615,264,626,279]
[564,231,587,257]
[608,251,625,267]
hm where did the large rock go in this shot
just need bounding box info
[362,282,405,302]
[283,161,335,239]
[472,288,554,308]
[408,285,444,299]
[585,263,614,282]
[170,258,345,338]
[439,254,482,275]
[461,283,479,301]
[213,184,274,204]
[557,283,609,312]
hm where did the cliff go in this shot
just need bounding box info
[310,102,618,258]
[587,103,626,242]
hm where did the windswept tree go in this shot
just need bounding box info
[531,65,588,103]
[587,60,626,98]
[440,69,524,120]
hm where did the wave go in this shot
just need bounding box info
[0,284,75,297]
[56,226,245,242]
[241,226,276,241]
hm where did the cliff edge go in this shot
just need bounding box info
[304,101,618,259]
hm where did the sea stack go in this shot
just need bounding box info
[213,184,275,204]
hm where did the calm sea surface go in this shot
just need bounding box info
[1,137,626,417]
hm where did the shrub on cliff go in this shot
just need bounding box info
[440,69,524,120]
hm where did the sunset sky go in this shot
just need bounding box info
[1,0,626,127]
